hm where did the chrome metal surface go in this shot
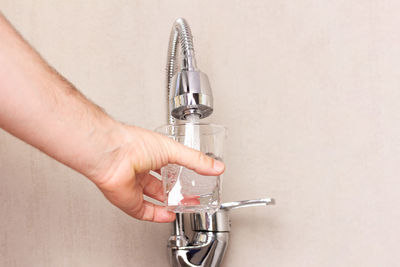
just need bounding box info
[191,198,276,233]
[190,210,230,232]
[221,198,275,210]
[169,213,189,248]
[168,198,275,267]
[166,18,213,122]
[169,232,229,267]
[170,70,213,120]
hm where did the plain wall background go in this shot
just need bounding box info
[1,1,399,266]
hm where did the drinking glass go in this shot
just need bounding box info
[155,123,226,213]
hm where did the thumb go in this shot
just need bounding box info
[165,137,225,176]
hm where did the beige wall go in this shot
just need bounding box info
[1,1,400,266]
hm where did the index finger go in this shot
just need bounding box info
[165,138,225,176]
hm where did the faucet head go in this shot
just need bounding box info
[169,69,213,120]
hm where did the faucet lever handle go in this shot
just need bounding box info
[190,198,275,233]
[220,198,275,211]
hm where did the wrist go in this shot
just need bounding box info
[80,118,130,183]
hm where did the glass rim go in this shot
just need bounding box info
[155,123,226,137]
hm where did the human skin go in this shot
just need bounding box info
[0,13,225,223]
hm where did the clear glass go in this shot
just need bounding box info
[155,123,226,213]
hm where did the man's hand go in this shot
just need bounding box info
[92,125,224,223]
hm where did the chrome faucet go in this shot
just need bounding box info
[165,18,275,267]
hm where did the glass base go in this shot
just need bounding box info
[162,164,221,214]
[166,204,220,214]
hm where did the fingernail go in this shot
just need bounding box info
[213,160,225,173]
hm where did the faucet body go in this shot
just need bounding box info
[164,18,275,267]
[169,214,229,267]
[168,197,275,267]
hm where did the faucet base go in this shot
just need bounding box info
[169,232,229,267]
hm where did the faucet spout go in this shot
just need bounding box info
[166,18,213,123]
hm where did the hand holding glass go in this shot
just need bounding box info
[156,123,225,213]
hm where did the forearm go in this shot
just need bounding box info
[0,13,123,181]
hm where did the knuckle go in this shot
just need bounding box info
[131,207,145,220]
[197,152,212,167]
[165,138,178,164]
[96,175,119,193]
[197,151,205,163]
